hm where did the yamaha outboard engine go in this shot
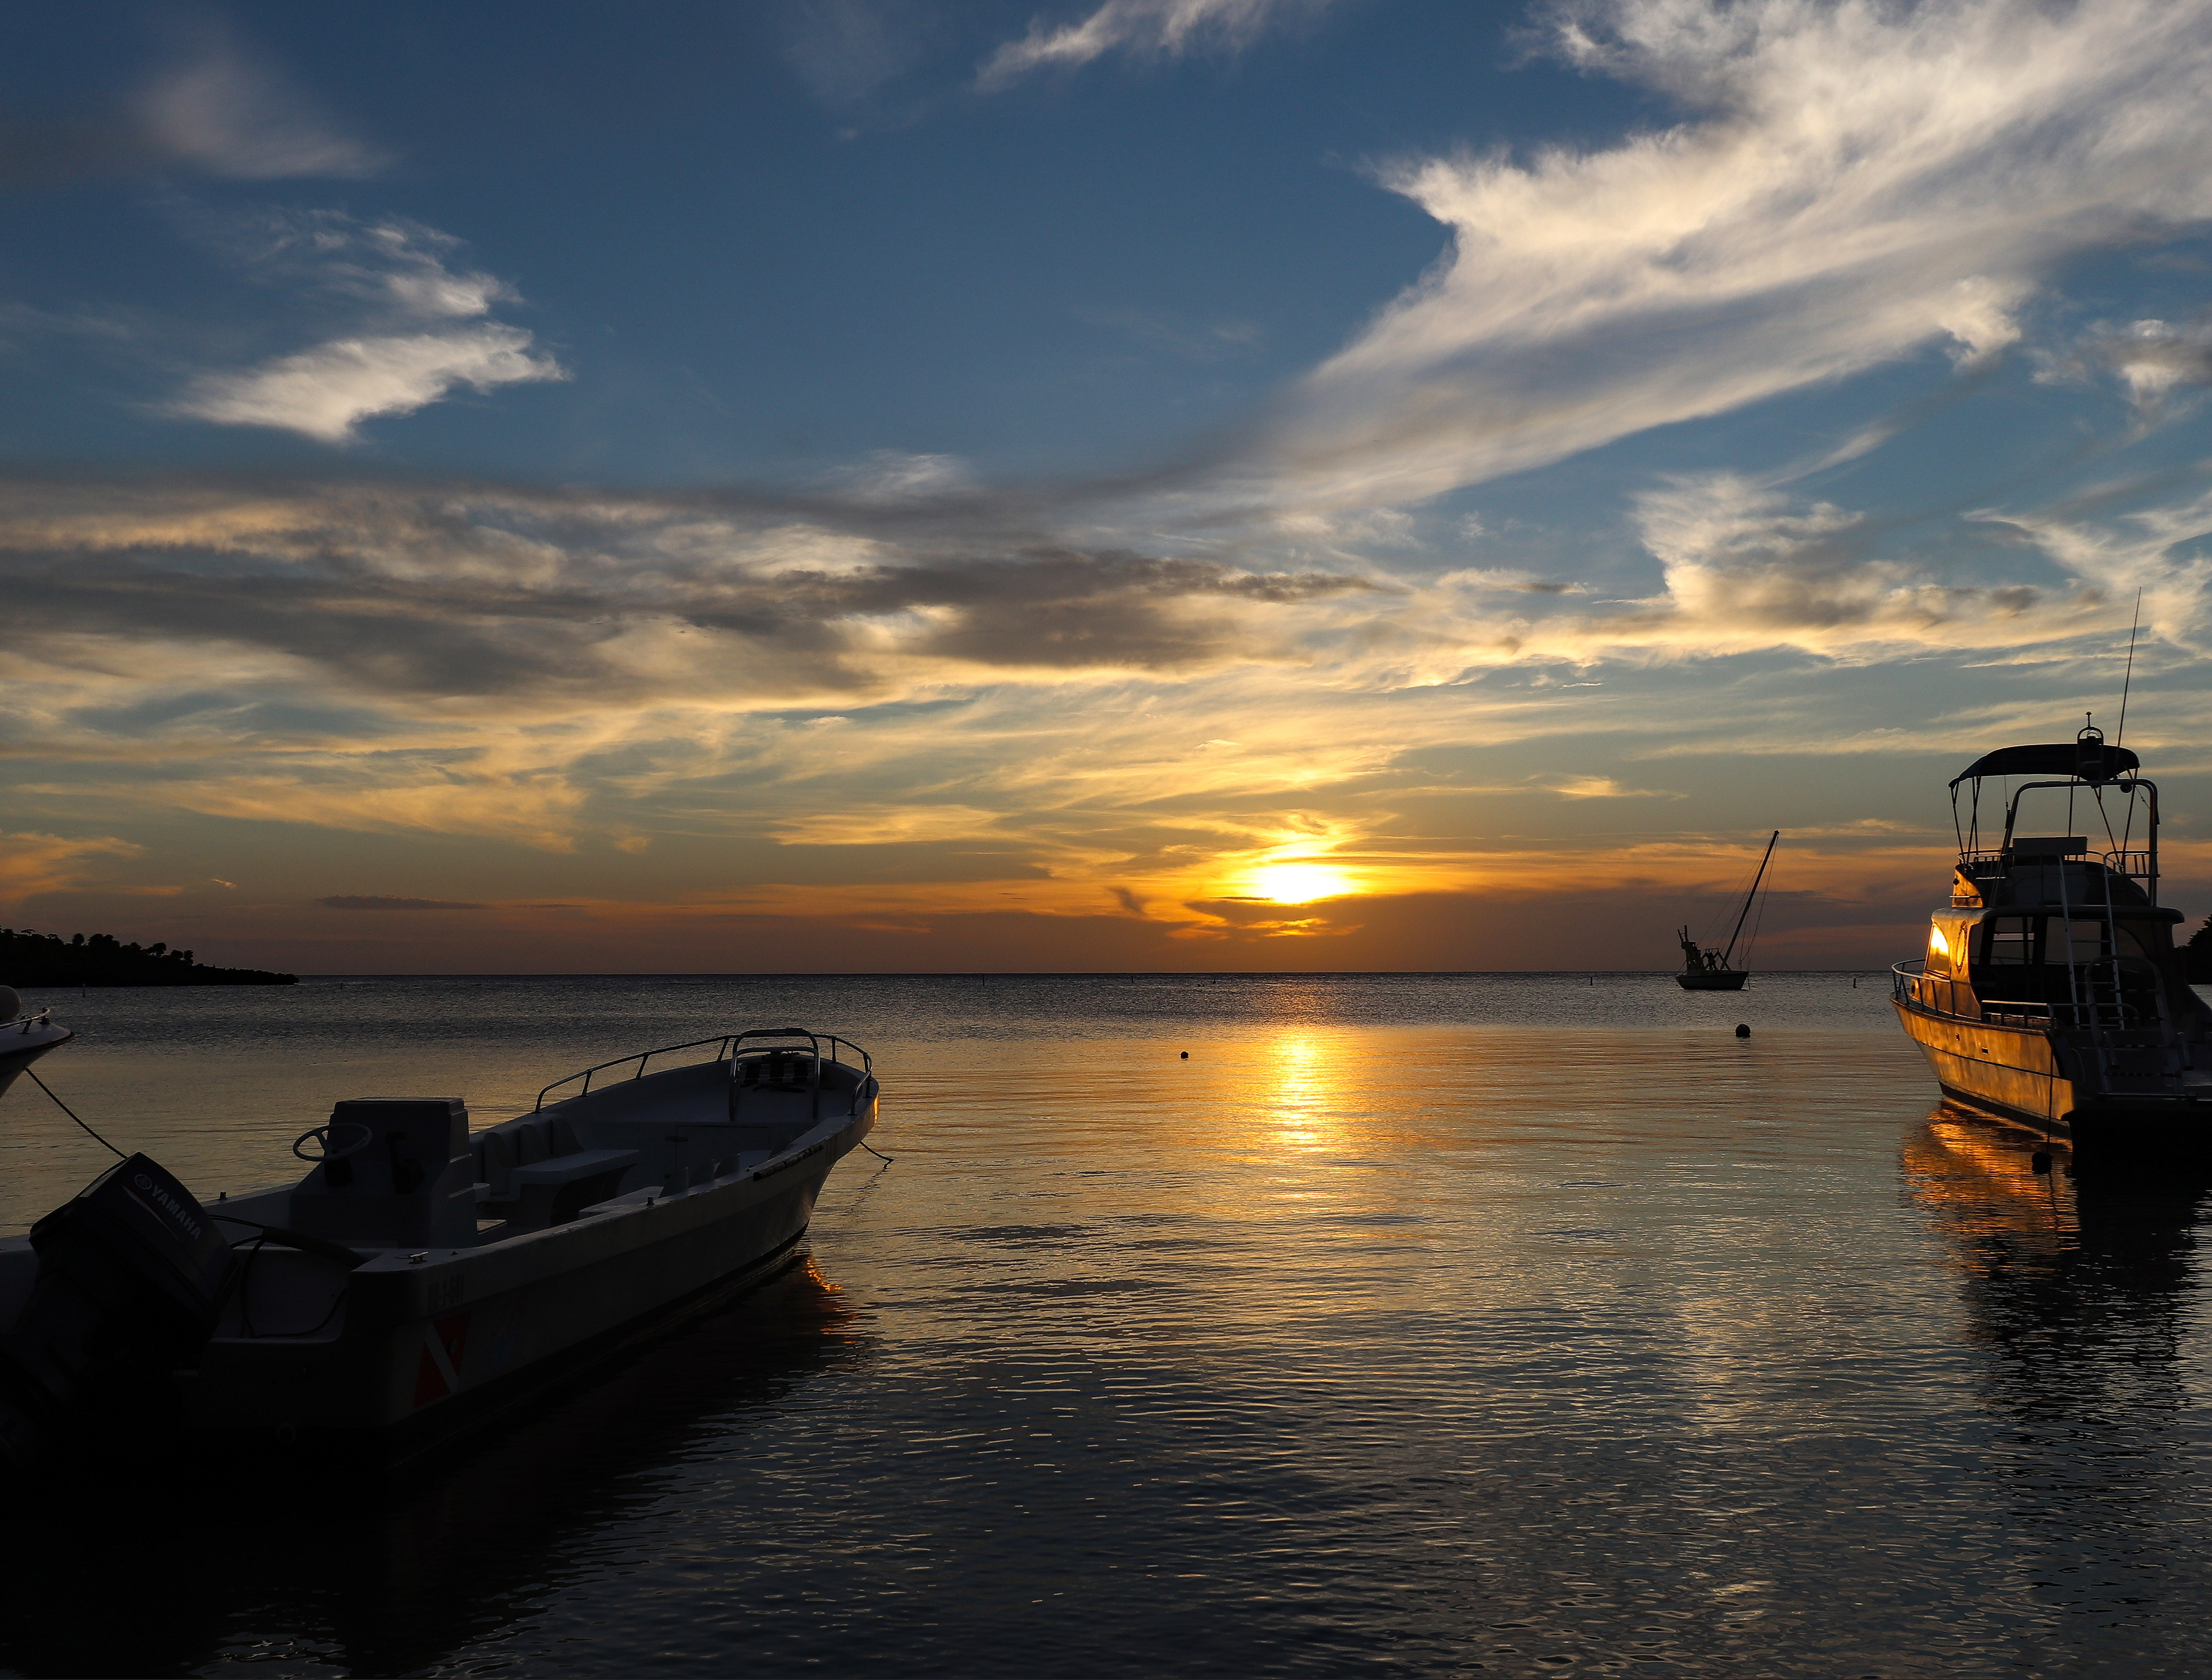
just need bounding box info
[0,1154,234,1473]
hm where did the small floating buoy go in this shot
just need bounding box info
[1179,1051,1189,1060]
[1734,1023,1751,1039]
[2032,1150,2052,1175]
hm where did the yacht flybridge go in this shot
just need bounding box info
[1893,723,2212,1152]
[0,1027,877,1472]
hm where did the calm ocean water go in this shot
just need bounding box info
[2,972,2209,1677]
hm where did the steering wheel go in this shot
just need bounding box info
[292,1122,374,1164]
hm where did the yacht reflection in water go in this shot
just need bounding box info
[0,1255,862,1679]
[1903,1108,2212,1631]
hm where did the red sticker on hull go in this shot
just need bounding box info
[411,1312,471,1408]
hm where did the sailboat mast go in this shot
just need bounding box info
[1720,831,1780,966]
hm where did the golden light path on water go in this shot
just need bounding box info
[0,973,2209,1676]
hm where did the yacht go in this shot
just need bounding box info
[1892,723,2212,1152]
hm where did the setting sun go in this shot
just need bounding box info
[1245,864,1359,903]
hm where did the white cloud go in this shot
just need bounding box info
[1976,488,2212,656]
[174,326,566,444]
[168,214,566,442]
[2043,318,2212,421]
[1336,473,2121,684]
[136,30,386,179]
[783,0,927,106]
[976,0,1328,90]
[1550,774,1680,798]
[1251,0,2212,510]
[825,450,978,503]
[1560,473,2091,661]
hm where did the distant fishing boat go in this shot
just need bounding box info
[1893,722,2212,1154]
[1676,831,1780,991]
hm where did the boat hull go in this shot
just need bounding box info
[1676,971,1748,991]
[1891,998,2072,1134]
[177,1092,877,1466]
[0,1019,73,1103]
[1892,998,2212,1153]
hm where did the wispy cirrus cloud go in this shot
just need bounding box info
[782,0,933,107]
[2040,318,2212,423]
[174,327,563,444]
[0,831,140,905]
[166,214,567,443]
[134,26,387,180]
[1248,0,2212,511]
[1549,774,1680,799]
[0,24,384,189]
[1514,473,2113,665]
[315,895,485,910]
[976,0,1332,90]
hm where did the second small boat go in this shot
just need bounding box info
[0,987,72,1104]
[1676,830,1780,991]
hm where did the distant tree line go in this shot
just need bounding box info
[2189,918,2212,983]
[1,928,296,987]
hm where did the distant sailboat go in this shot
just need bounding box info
[1677,831,1780,992]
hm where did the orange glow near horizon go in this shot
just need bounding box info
[1244,863,1359,903]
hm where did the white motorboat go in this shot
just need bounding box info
[1892,723,2212,1153]
[0,1027,878,1470]
[0,988,73,1104]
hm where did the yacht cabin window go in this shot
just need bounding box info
[1981,918,2031,966]
[1972,916,2124,971]
[2054,919,2108,963]
[1926,924,1954,976]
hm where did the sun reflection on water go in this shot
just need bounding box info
[1269,1035,1330,1149]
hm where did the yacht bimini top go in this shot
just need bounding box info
[1947,718,2159,908]
[1949,737,2140,790]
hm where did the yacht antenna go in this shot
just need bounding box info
[2116,586,2145,853]
[2116,587,2142,746]
[1721,831,1780,965]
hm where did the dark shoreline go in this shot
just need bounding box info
[3,927,295,988]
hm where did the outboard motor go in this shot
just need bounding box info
[0,1154,234,1473]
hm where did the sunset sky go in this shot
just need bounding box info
[7,0,2212,973]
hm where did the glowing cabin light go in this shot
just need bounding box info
[1927,924,1953,974]
[1246,864,1357,903]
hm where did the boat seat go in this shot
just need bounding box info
[472,1129,519,1197]
[472,1114,596,1199]
[480,1146,639,1233]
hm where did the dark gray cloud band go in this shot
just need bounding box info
[0,476,1387,713]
